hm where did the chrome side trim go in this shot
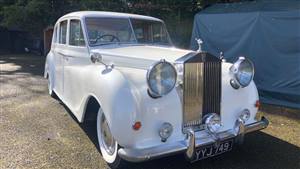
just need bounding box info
[118,117,269,162]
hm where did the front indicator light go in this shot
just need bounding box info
[132,121,142,131]
[255,100,260,108]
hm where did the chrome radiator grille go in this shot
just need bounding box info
[183,62,204,127]
[182,52,221,129]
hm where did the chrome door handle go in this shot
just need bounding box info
[58,52,74,58]
[58,52,66,57]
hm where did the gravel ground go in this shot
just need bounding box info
[0,54,299,169]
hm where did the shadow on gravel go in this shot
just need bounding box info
[60,101,300,169]
[0,54,47,99]
[59,102,100,150]
[0,54,45,76]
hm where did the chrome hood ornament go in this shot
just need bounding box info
[195,38,203,52]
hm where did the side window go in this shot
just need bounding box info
[69,20,85,46]
[53,26,58,43]
[59,20,68,44]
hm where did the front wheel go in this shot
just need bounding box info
[97,108,127,169]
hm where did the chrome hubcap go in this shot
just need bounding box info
[100,115,116,155]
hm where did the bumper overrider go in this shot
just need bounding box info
[118,116,269,162]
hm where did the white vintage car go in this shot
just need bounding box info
[44,11,269,168]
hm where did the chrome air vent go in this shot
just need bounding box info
[177,52,221,130]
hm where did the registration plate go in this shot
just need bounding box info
[191,139,233,162]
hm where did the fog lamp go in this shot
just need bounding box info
[240,109,250,123]
[205,113,222,133]
[159,122,173,142]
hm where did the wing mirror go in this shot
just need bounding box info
[90,52,114,69]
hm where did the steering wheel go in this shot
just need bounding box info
[92,34,120,44]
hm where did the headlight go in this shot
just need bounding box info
[147,60,177,97]
[230,57,254,88]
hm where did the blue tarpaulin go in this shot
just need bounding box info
[191,0,300,109]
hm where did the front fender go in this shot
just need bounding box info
[80,65,139,147]
[220,62,259,131]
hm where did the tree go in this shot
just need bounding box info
[0,0,243,47]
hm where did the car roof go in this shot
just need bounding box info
[60,11,163,22]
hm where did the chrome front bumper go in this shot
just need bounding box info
[118,117,269,162]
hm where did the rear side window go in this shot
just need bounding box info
[59,20,68,44]
[69,20,85,46]
[53,26,58,43]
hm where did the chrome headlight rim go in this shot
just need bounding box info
[146,59,177,97]
[230,56,255,88]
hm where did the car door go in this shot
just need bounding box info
[54,20,68,97]
[63,18,89,112]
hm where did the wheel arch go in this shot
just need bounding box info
[81,95,101,123]
[44,51,55,79]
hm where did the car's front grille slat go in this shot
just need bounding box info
[203,61,221,115]
[183,62,203,128]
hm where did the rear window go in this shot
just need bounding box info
[59,20,68,44]
[52,26,58,43]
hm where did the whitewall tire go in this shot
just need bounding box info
[97,108,127,169]
[47,73,55,97]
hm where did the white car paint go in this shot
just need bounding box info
[45,11,260,154]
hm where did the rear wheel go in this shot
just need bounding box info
[97,108,127,169]
[47,73,55,98]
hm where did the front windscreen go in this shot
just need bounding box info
[85,17,136,46]
[130,19,170,45]
[85,17,171,46]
